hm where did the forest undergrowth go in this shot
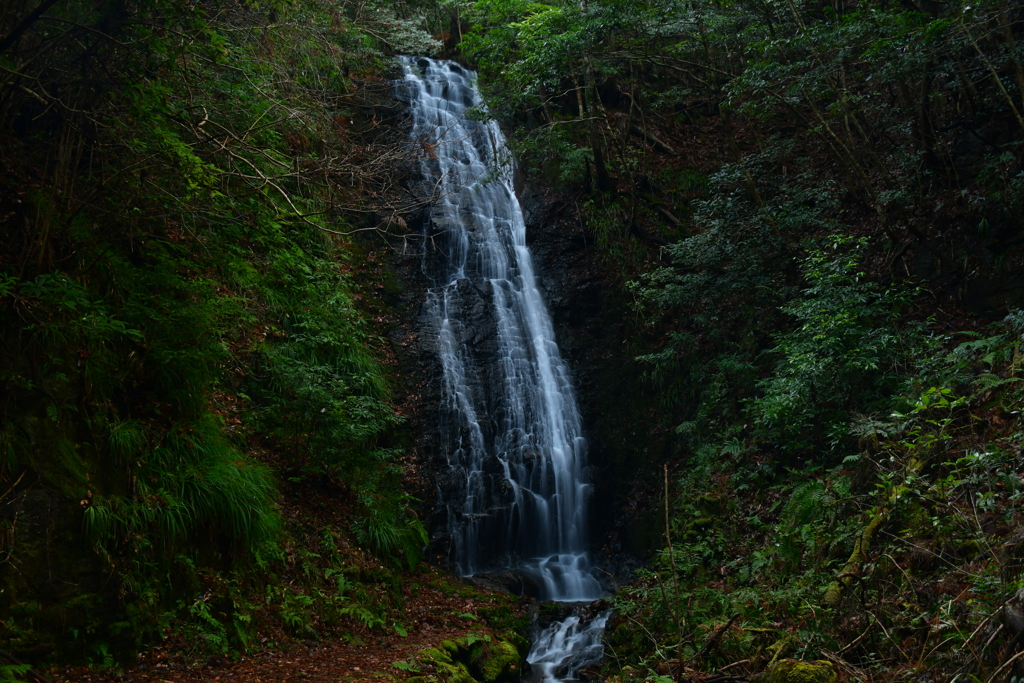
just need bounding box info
[0,0,533,675]
[459,0,1024,679]
[5,0,1024,680]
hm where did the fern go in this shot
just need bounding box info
[340,605,386,630]
[970,374,1021,391]
[782,479,832,527]
[0,663,31,682]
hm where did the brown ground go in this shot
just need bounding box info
[50,566,530,683]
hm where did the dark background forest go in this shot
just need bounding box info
[2,0,1024,681]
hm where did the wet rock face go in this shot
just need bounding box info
[518,188,593,330]
[391,174,662,575]
[518,183,670,563]
[421,270,523,570]
[398,58,602,594]
[388,217,527,569]
[466,571,545,599]
[384,214,451,557]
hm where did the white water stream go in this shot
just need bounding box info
[400,57,610,682]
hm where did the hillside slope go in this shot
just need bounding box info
[459,0,1024,679]
[0,0,528,670]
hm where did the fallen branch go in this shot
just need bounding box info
[715,660,750,674]
[629,124,677,155]
[0,650,51,683]
[651,204,681,227]
[836,618,875,655]
[824,460,925,607]
[986,647,1024,683]
[820,649,870,681]
[630,222,670,246]
[706,659,751,682]
[689,614,740,664]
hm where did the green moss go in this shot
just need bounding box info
[467,640,485,664]
[754,660,836,683]
[477,604,530,635]
[436,661,476,683]
[697,494,724,515]
[503,631,530,655]
[420,645,475,683]
[764,637,792,664]
[475,639,520,683]
[418,635,521,683]
[420,647,453,665]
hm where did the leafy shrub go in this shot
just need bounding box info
[749,236,912,456]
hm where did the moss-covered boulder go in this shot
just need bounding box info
[419,645,477,683]
[474,638,520,683]
[753,659,837,683]
[417,634,523,683]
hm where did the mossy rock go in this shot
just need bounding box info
[753,659,837,683]
[431,660,476,683]
[419,646,475,683]
[502,630,530,654]
[698,494,725,515]
[406,677,439,683]
[419,634,521,683]
[690,517,715,530]
[473,639,520,683]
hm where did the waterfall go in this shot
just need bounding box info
[400,56,603,601]
[400,56,610,682]
[527,608,611,683]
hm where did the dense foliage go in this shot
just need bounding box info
[3,0,1024,677]
[461,0,1024,679]
[0,0,450,664]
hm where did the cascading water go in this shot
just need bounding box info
[528,608,610,683]
[399,57,610,682]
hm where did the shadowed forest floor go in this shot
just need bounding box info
[53,566,529,683]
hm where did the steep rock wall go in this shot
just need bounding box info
[387,179,667,582]
[518,186,668,566]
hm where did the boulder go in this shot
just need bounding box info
[417,634,524,683]
[474,638,520,683]
[752,659,837,683]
